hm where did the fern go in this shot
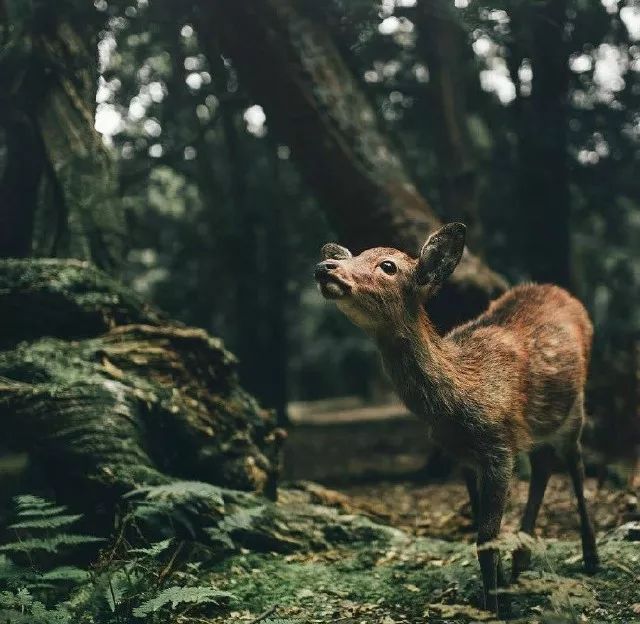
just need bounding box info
[38,566,90,583]
[2,495,104,556]
[14,495,58,509]
[127,481,226,507]
[8,513,83,530]
[0,587,72,624]
[0,495,102,623]
[124,481,227,541]
[128,538,173,556]
[0,492,237,623]
[0,534,104,554]
[132,585,234,618]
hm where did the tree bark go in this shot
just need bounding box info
[414,0,484,253]
[0,3,124,269]
[512,0,571,287]
[202,0,507,327]
[0,259,284,516]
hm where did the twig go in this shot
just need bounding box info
[157,540,184,585]
[108,577,120,624]
[248,605,278,624]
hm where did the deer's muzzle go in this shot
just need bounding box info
[314,262,350,299]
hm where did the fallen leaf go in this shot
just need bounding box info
[426,602,495,621]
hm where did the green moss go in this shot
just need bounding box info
[198,521,640,623]
[0,259,163,347]
[0,260,281,508]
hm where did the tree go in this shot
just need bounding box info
[509,0,571,287]
[414,0,484,253]
[0,259,284,515]
[0,1,124,269]
[202,0,507,329]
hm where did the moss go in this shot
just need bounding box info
[198,526,640,623]
[0,259,163,347]
[0,260,282,512]
[154,487,638,623]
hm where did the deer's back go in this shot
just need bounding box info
[448,284,592,450]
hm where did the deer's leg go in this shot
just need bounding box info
[463,467,480,528]
[477,460,511,614]
[565,441,599,573]
[512,445,555,580]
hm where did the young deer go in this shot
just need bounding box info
[314,223,599,614]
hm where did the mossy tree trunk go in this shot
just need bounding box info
[203,0,508,328]
[0,1,124,269]
[0,260,284,520]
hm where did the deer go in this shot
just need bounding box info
[314,223,599,615]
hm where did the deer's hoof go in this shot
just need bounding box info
[511,546,531,581]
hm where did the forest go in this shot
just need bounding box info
[0,0,639,622]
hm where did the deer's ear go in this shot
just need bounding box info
[321,243,353,260]
[415,223,466,287]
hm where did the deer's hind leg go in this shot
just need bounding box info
[561,397,599,573]
[511,445,555,581]
[564,444,599,572]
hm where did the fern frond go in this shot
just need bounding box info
[0,534,104,554]
[15,505,69,518]
[9,514,82,530]
[127,481,225,509]
[128,538,173,557]
[14,495,55,509]
[132,585,234,618]
[39,566,90,583]
[13,495,68,518]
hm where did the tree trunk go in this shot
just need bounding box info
[0,259,284,517]
[512,0,571,287]
[414,0,484,253]
[0,2,124,269]
[202,0,507,328]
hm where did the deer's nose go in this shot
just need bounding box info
[314,261,338,282]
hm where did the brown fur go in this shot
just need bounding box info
[315,225,599,615]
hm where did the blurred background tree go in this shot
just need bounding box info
[1,0,638,460]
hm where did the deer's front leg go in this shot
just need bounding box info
[477,460,511,614]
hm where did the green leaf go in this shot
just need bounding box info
[9,514,82,530]
[39,566,90,583]
[15,505,69,518]
[14,495,59,510]
[132,586,234,618]
[0,534,104,554]
[128,538,173,557]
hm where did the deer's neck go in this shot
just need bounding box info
[376,309,464,420]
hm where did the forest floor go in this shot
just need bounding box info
[340,476,638,542]
[201,477,640,624]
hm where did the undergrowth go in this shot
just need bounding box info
[0,491,234,623]
[0,486,638,623]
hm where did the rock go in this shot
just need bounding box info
[608,521,640,541]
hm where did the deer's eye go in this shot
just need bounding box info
[379,260,397,275]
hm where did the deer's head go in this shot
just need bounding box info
[314,223,466,333]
